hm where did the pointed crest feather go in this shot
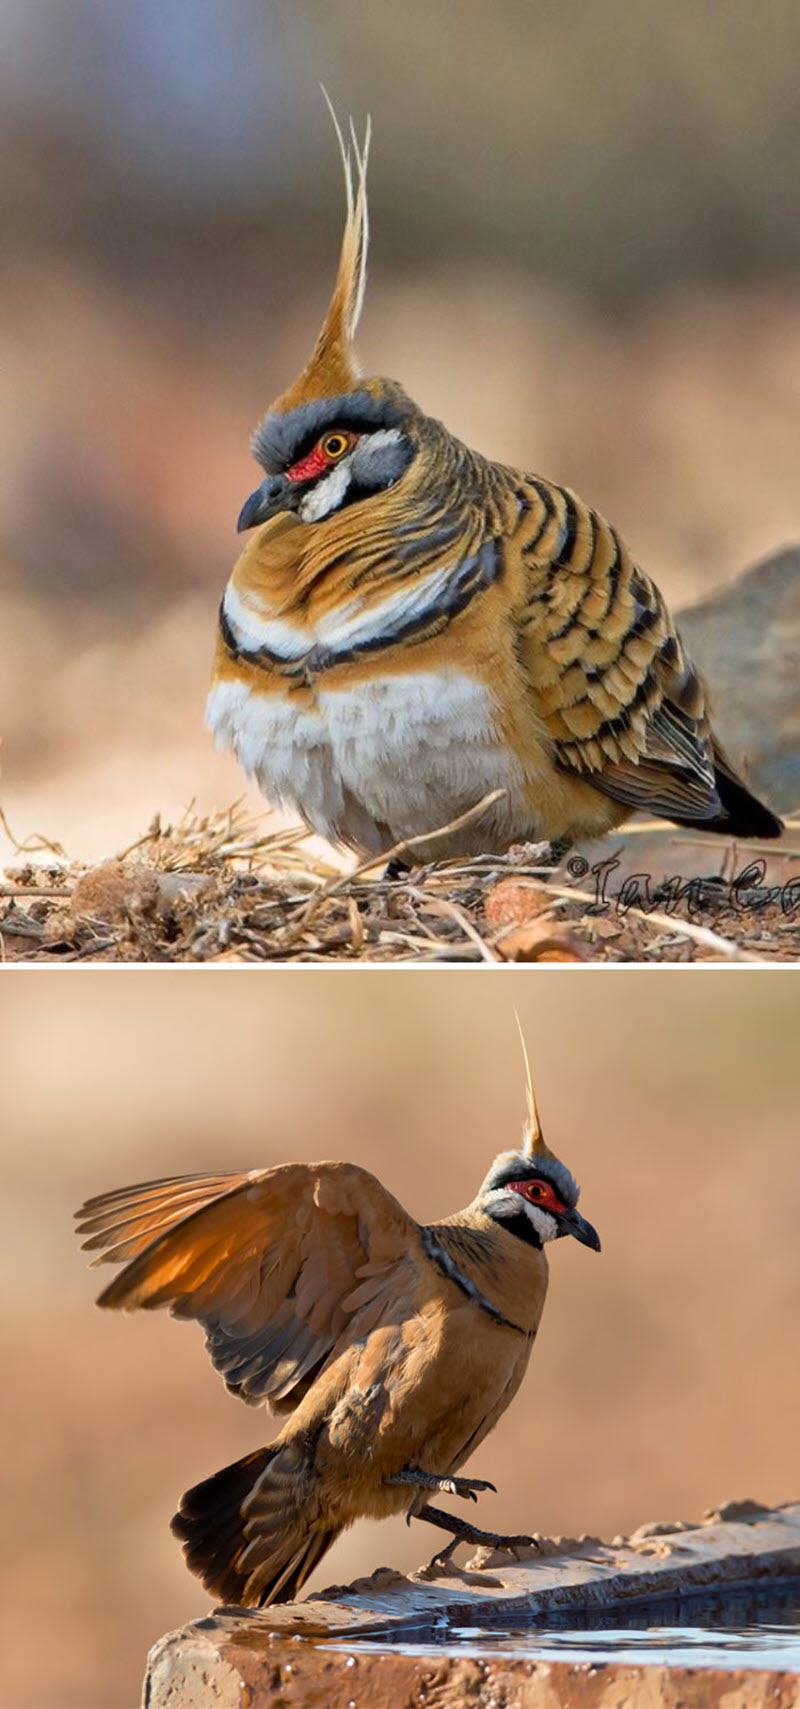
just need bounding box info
[515,1012,554,1161]
[272,91,371,414]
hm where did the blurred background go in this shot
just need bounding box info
[0,969,798,1707]
[2,0,800,860]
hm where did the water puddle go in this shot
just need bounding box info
[328,1585,800,1672]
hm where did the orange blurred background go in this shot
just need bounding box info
[1,968,798,1707]
[2,2,800,861]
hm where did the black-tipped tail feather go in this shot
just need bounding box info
[172,1444,337,1607]
[705,754,783,839]
[667,749,783,838]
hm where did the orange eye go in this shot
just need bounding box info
[508,1177,565,1214]
[321,432,350,460]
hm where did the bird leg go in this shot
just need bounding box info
[414,1500,538,1569]
[383,856,410,882]
[543,835,572,868]
[385,1466,496,1504]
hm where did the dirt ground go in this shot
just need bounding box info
[2,805,798,965]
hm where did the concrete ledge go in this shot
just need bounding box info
[143,1500,800,1708]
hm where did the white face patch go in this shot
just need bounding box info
[517,1202,559,1244]
[481,1188,559,1243]
[299,458,353,522]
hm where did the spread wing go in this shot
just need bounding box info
[75,1163,423,1411]
[515,477,725,824]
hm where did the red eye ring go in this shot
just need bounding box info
[508,1178,566,1214]
[286,433,353,483]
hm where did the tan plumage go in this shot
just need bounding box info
[206,109,781,860]
[75,1078,599,1605]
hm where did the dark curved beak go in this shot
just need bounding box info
[556,1206,601,1252]
[237,474,291,532]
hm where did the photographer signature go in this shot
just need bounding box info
[566,855,800,918]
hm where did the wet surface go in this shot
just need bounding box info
[327,1585,800,1673]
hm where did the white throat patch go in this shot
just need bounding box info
[518,1202,559,1244]
[299,458,353,522]
[482,1188,559,1244]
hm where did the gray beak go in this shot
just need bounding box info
[556,1206,601,1252]
[237,474,291,532]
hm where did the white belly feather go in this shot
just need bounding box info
[207,571,533,854]
[206,670,529,855]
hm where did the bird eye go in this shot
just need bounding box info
[321,432,350,460]
[528,1183,544,1199]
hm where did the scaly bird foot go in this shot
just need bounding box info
[415,1500,538,1569]
[385,1467,497,1508]
[544,835,572,868]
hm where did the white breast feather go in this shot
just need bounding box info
[206,669,530,854]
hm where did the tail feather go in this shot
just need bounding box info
[709,749,783,839]
[171,1443,338,1607]
[668,743,782,839]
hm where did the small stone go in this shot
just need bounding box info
[484,879,553,929]
[496,919,591,962]
[45,860,160,937]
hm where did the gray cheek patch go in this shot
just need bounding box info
[350,429,412,491]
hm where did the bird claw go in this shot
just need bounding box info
[429,1529,536,1570]
[491,1532,537,1553]
[416,1499,538,1567]
[387,1468,496,1503]
[439,1474,496,1502]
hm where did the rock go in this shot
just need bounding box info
[143,1501,800,1709]
[677,545,800,814]
[484,878,555,928]
[703,1498,771,1524]
[44,860,160,938]
[41,862,216,945]
[495,918,592,962]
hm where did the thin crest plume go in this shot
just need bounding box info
[270,91,372,415]
[514,1012,552,1161]
[319,87,371,342]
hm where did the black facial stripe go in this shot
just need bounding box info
[329,477,384,512]
[218,536,501,677]
[252,391,408,473]
[495,1205,546,1250]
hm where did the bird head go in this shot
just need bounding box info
[478,1026,601,1253]
[237,102,420,534]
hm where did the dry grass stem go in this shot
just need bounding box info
[1,801,797,965]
